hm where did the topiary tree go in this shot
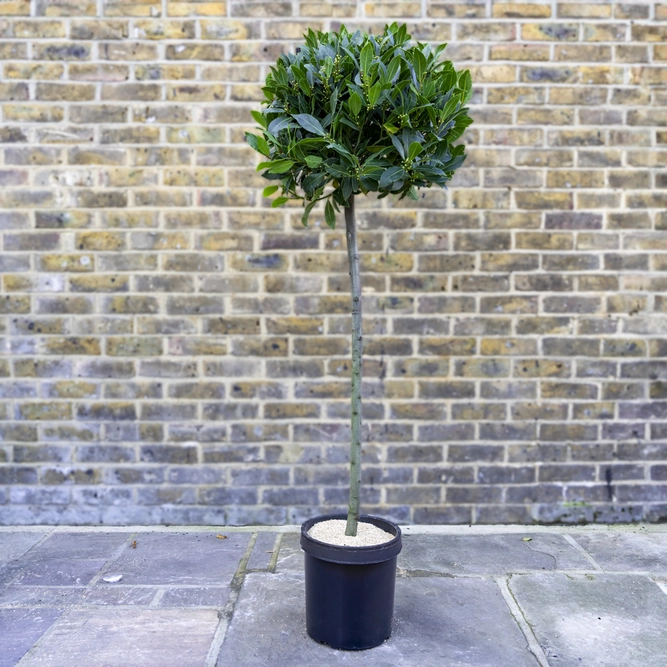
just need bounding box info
[246,23,473,537]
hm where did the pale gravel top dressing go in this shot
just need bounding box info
[308,519,394,547]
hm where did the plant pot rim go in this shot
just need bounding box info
[301,513,402,565]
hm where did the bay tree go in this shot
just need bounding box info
[246,22,474,536]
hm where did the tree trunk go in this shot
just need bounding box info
[344,195,362,537]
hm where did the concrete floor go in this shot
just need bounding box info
[1,523,667,666]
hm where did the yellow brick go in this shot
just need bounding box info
[515,359,570,377]
[550,87,607,106]
[266,317,324,335]
[70,275,130,292]
[100,43,158,60]
[522,23,578,41]
[166,43,225,60]
[47,381,98,399]
[364,2,422,17]
[615,45,649,64]
[36,83,95,101]
[294,253,347,273]
[43,337,101,355]
[3,275,61,292]
[229,42,288,62]
[452,190,510,210]
[3,105,64,122]
[360,254,413,272]
[653,45,667,61]
[4,63,65,79]
[104,212,158,229]
[484,211,541,230]
[428,2,486,18]
[12,20,66,37]
[485,128,543,146]
[490,44,550,61]
[104,0,160,16]
[576,192,621,209]
[170,169,226,187]
[464,149,511,169]
[201,64,260,82]
[517,108,574,125]
[546,170,605,189]
[481,338,537,356]
[230,84,264,102]
[265,21,324,39]
[493,3,551,18]
[107,337,163,356]
[516,232,573,250]
[131,232,190,250]
[70,19,128,39]
[168,1,226,16]
[0,295,30,313]
[578,66,624,85]
[515,191,573,210]
[0,1,30,15]
[133,19,195,39]
[69,64,130,82]
[101,168,158,188]
[200,19,254,39]
[300,2,335,16]
[166,127,225,143]
[557,3,611,18]
[106,295,159,314]
[554,44,612,62]
[167,84,226,101]
[75,231,126,251]
[135,64,196,81]
[488,86,545,105]
[18,403,72,420]
[548,129,605,147]
[40,254,95,272]
[468,64,516,84]
[457,22,515,41]
[583,23,628,42]
[629,67,667,86]
[231,253,289,272]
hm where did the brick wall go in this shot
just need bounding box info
[0,0,666,526]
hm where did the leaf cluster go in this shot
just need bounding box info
[247,22,474,228]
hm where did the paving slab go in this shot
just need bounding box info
[18,608,220,667]
[12,558,108,587]
[103,532,249,586]
[0,586,83,608]
[274,533,303,573]
[399,533,591,575]
[0,534,47,567]
[568,531,667,573]
[247,532,278,571]
[79,586,157,606]
[509,572,667,667]
[276,533,590,577]
[1,526,666,667]
[22,533,131,561]
[1,533,132,588]
[160,586,231,607]
[0,608,63,667]
[217,571,540,667]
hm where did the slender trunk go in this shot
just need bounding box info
[344,195,362,537]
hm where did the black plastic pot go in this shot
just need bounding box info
[300,514,402,651]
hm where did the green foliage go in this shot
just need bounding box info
[247,22,474,228]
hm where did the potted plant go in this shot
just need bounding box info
[246,22,473,650]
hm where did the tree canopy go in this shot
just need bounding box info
[246,22,474,228]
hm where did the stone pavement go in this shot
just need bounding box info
[1,524,667,667]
